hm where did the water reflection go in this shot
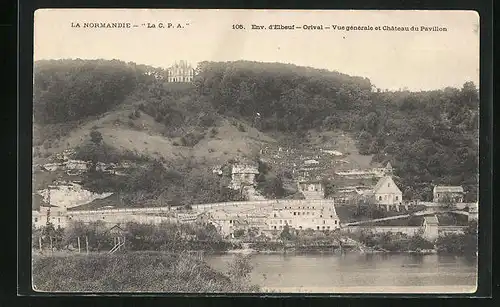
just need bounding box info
[206,252,477,291]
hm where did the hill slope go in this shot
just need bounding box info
[33,59,479,206]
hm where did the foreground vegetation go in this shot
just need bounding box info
[32,220,241,253]
[347,220,478,256]
[32,251,259,292]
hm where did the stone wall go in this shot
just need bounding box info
[344,225,422,236]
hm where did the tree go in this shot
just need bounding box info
[90,130,102,145]
[408,234,435,251]
[33,59,138,124]
[321,178,335,198]
[280,224,293,241]
[440,194,456,210]
[233,229,245,238]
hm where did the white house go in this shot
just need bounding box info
[206,211,242,238]
[433,186,464,203]
[33,205,68,229]
[372,176,403,211]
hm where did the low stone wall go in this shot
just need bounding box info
[69,212,177,225]
[69,206,172,215]
[439,226,467,235]
[344,225,422,236]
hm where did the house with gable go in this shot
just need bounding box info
[433,186,464,203]
[372,175,403,211]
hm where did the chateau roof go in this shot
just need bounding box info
[433,186,464,193]
[169,60,193,69]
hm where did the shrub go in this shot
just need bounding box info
[209,127,218,137]
[181,132,204,147]
[200,113,217,127]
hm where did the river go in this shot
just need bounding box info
[205,253,477,293]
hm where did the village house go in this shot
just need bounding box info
[333,186,372,205]
[229,163,259,190]
[371,175,403,211]
[176,212,199,223]
[433,186,464,203]
[297,180,325,200]
[205,211,244,238]
[33,205,68,229]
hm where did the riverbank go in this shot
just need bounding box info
[228,249,441,256]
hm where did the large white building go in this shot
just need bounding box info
[166,60,195,82]
[268,200,340,231]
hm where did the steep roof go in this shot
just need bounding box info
[373,176,402,195]
[433,186,464,193]
[108,224,125,233]
[385,162,392,170]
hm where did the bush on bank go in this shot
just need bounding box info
[33,220,239,253]
[350,220,478,255]
[32,251,260,292]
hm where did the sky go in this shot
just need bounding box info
[34,9,480,91]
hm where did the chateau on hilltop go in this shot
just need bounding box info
[167,60,195,82]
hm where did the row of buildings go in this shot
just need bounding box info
[32,156,477,240]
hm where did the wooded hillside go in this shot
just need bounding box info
[33,59,479,202]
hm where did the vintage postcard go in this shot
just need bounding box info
[32,9,479,294]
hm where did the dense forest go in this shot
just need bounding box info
[33,59,479,202]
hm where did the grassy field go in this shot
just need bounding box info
[32,251,259,293]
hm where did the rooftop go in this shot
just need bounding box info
[372,176,400,193]
[433,186,464,193]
